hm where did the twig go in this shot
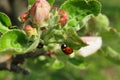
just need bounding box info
[0,49,47,75]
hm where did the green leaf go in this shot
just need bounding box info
[60,0,101,21]
[0,22,9,34]
[0,12,12,27]
[86,14,110,34]
[87,0,101,16]
[79,14,110,35]
[25,31,41,52]
[28,0,36,5]
[64,28,86,50]
[68,56,84,67]
[47,0,55,6]
[104,47,120,64]
[95,14,110,31]
[51,59,64,70]
[0,29,28,54]
[100,30,120,64]
[66,18,79,28]
[101,30,120,52]
[45,27,86,50]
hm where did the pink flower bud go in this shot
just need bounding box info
[23,25,37,36]
[20,12,28,22]
[29,0,51,24]
[58,10,68,27]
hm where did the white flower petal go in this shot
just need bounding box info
[78,37,102,57]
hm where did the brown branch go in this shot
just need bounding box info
[0,49,47,75]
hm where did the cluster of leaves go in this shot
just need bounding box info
[0,0,120,75]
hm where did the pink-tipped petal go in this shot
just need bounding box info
[78,37,102,57]
[29,0,51,24]
[58,10,68,27]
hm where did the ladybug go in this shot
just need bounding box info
[61,43,73,55]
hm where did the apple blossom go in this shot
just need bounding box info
[23,25,37,36]
[20,12,28,22]
[58,10,68,27]
[78,37,102,57]
[29,0,51,24]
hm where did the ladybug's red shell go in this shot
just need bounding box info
[61,44,73,55]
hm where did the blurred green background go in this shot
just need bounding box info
[0,0,120,80]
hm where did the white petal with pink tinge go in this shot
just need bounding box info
[78,37,102,57]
